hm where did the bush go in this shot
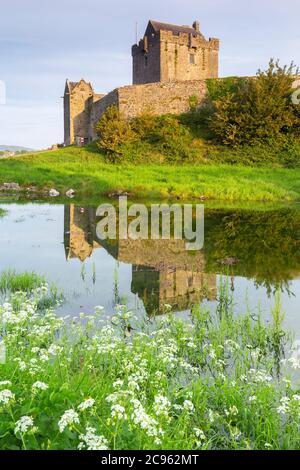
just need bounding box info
[130,113,158,139]
[95,106,135,159]
[210,60,299,147]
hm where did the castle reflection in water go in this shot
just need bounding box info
[64,205,216,313]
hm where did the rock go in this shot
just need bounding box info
[219,257,240,266]
[49,188,60,197]
[108,191,130,199]
[66,189,75,198]
[2,182,20,190]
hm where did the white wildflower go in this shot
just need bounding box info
[277,397,290,415]
[14,416,34,434]
[48,344,63,356]
[249,395,257,403]
[78,427,109,450]
[78,398,95,411]
[183,400,194,413]
[0,381,12,387]
[113,379,124,389]
[111,404,127,421]
[194,428,206,440]
[58,409,80,433]
[288,357,300,370]
[153,395,172,419]
[32,381,49,393]
[0,389,15,405]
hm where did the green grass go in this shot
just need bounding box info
[0,208,7,218]
[1,146,300,202]
[0,278,299,450]
[0,270,45,293]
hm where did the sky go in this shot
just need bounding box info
[0,0,299,149]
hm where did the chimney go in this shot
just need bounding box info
[193,21,200,32]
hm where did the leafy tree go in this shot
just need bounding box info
[210,60,299,147]
[95,106,135,159]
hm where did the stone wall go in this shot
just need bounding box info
[118,80,208,119]
[88,79,208,138]
[88,90,118,140]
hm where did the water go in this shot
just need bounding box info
[0,201,299,336]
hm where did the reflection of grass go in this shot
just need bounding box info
[0,278,298,450]
[0,208,7,218]
[0,146,300,202]
[0,269,45,293]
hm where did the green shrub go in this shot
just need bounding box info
[95,106,135,159]
[130,113,158,139]
[206,77,244,101]
[210,60,299,147]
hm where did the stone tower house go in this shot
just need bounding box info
[64,79,104,146]
[132,20,219,84]
[64,19,220,146]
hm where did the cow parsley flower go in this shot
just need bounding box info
[14,416,35,434]
[78,398,95,411]
[249,395,257,403]
[58,409,80,433]
[153,395,171,419]
[111,404,127,421]
[32,381,49,393]
[194,428,206,440]
[277,397,290,415]
[0,381,12,387]
[0,389,15,405]
[78,427,109,450]
[183,400,195,413]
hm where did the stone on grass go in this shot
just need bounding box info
[66,189,75,198]
[2,182,20,190]
[49,189,60,197]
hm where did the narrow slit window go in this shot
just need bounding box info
[189,54,195,65]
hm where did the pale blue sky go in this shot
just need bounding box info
[0,0,299,148]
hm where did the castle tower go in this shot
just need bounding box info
[132,20,220,85]
[63,79,94,146]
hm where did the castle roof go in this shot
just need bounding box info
[65,79,93,94]
[149,20,205,38]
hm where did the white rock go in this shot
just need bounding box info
[49,188,60,197]
[66,189,75,198]
[3,182,20,190]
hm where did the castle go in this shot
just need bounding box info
[64,20,219,146]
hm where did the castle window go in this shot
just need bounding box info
[189,54,195,65]
[145,55,148,66]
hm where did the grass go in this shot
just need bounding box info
[0,270,45,293]
[0,208,7,218]
[0,145,300,202]
[0,276,300,450]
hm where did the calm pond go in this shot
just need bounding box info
[0,201,300,336]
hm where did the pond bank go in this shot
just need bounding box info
[0,146,300,202]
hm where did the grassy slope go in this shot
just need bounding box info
[0,146,300,202]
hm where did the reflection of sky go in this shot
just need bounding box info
[0,203,299,338]
[0,0,299,148]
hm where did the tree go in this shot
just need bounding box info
[210,60,299,147]
[95,106,135,158]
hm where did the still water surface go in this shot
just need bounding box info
[0,202,299,336]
